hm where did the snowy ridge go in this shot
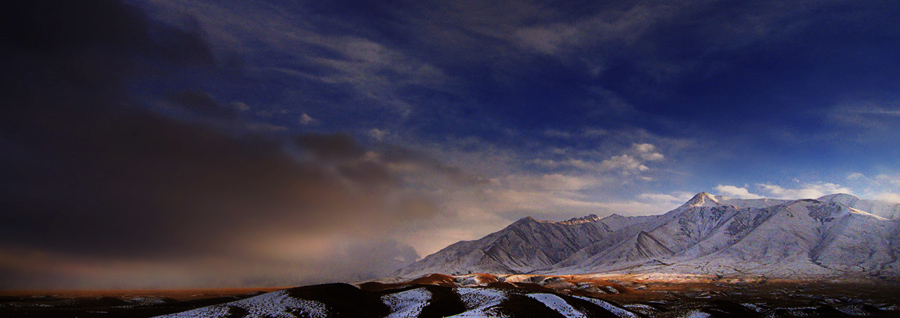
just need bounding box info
[155,290,327,318]
[399,192,900,279]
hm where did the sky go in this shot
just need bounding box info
[1,0,900,289]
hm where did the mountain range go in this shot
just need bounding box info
[395,193,900,280]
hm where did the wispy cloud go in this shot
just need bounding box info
[875,193,900,203]
[532,143,664,175]
[140,0,450,121]
[757,182,852,199]
[826,101,900,142]
[839,172,900,204]
[712,182,856,200]
[851,105,900,116]
[637,191,696,205]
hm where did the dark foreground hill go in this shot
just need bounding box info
[152,273,900,318]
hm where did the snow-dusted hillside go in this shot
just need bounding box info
[398,193,900,279]
[819,193,900,219]
[394,214,614,277]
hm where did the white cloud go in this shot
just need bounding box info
[847,172,866,180]
[875,193,900,203]
[600,154,648,172]
[632,143,664,161]
[714,185,763,199]
[875,174,900,187]
[757,182,852,199]
[531,143,664,175]
[299,113,317,125]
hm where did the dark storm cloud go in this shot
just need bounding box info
[292,133,485,187]
[0,0,443,272]
[294,132,403,187]
[1,0,236,257]
[337,161,402,187]
[380,145,487,186]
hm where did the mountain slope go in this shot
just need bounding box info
[819,193,900,219]
[561,196,900,278]
[394,215,612,277]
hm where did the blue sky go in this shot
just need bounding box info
[136,0,900,209]
[2,0,900,288]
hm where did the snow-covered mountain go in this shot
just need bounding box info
[397,193,900,279]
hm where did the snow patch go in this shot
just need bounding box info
[445,287,509,317]
[382,287,431,318]
[526,293,586,318]
[455,287,506,310]
[680,310,712,318]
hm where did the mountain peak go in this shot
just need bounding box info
[515,216,538,224]
[682,192,720,208]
